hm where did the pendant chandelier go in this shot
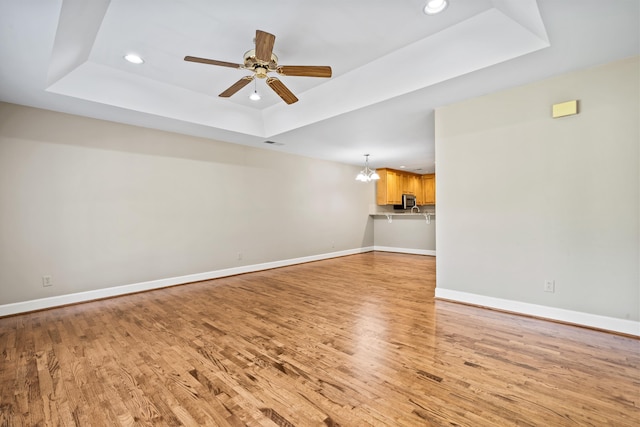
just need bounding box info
[355,154,380,182]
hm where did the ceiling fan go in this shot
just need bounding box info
[184,30,332,105]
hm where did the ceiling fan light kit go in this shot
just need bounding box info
[184,30,332,105]
[249,79,261,101]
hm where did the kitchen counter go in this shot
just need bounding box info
[370,211,435,223]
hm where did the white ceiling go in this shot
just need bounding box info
[0,0,638,173]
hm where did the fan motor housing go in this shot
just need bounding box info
[244,49,278,78]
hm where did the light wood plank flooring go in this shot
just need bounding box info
[1,252,638,426]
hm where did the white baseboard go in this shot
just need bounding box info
[0,247,375,317]
[435,288,640,337]
[374,246,436,256]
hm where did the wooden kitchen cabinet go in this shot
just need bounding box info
[421,173,435,205]
[376,168,435,206]
[376,168,403,205]
[402,174,420,196]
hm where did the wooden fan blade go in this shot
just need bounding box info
[266,77,298,104]
[184,56,242,69]
[219,76,254,98]
[277,65,332,78]
[255,30,276,63]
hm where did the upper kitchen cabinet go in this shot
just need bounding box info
[376,168,403,205]
[402,173,420,196]
[376,168,435,206]
[420,173,435,205]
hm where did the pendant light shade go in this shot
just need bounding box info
[356,154,380,182]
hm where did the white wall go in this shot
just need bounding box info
[0,102,375,309]
[435,57,639,333]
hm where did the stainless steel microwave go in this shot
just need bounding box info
[394,194,417,210]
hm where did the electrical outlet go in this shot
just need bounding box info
[237,252,243,261]
[42,276,53,287]
[544,280,555,293]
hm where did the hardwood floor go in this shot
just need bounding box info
[1,252,638,426]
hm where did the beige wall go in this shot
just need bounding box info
[0,103,375,306]
[435,56,639,322]
[373,216,436,253]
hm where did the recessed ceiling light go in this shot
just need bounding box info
[124,54,144,64]
[423,0,448,15]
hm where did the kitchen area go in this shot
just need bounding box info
[370,168,436,255]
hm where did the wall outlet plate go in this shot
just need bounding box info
[544,280,555,293]
[42,276,53,287]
